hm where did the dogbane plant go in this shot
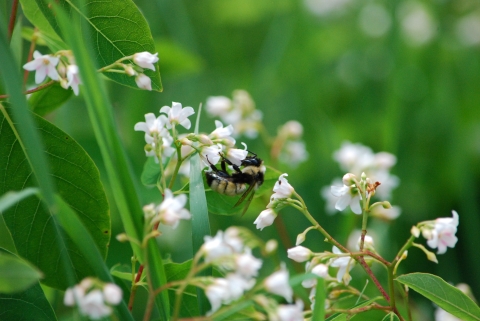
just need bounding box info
[252,153,473,320]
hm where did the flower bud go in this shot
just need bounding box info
[198,134,213,145]
[265,240,278,254]
[426,251,438,263]
[296,232,306,246]
[382,201,392,209]
[124,65,136,76]
[342,173,356,185]
[116,233,129,242]
[411,226,420,238]
[280,120,303,139]
[254,209,277,231]
[287,246,312,263]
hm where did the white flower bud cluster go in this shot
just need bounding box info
[23,50,82,95]
[205,90,263,139]
[64,277,122,320]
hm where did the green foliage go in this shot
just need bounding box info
[396,273,480,321]
[0,250,43,294]
[381,312,400,321]
[31,0,162,91]
[28,82,73,116]
[0,108,110,289]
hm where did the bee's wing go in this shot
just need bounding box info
[240,187,256,217]
[234,182,255,208]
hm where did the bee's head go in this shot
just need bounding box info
[241,155,263,167]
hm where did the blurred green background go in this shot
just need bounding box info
[6,0,480,319]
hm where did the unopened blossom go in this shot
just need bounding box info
[280,141,309,167]
[272,300,304,321]
[271,173,294,200]
[302,262,329,288]
[157,189,191,229]
[23,50,60,84]
[135,73,152,90]
[66,64,81,95]
[279,120,303,139]
[160,102,195,130]
[424,210,459,254]
[254,208,277,230]
[209,120,236,146]
[287,246,312,263]
[370,205,401,220]
[103,283,123,305]
[133,52,159,71]
[330,183,362,215]
[330,246,355,285]
[264,264,293,302]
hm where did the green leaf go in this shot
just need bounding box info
[0,108,110,290]
[28,82,73,116]
[0,252,43,293]
[164,262,200,319]
[206,166,281,216]
[324,298,385,321]
[0,249,56,321]
[34,0,162,91]
[381,312,400,321]
[396,273,480,321]
[312,277,326,321]
[0,188,38,212]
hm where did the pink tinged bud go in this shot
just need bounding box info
[342,173,356,185]
[287,246,312,262]
[135,73,152,91]
[254,209,277,230]
[133,52,159,71]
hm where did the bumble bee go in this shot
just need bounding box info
[206,152,266,216]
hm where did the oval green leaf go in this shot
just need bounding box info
[33,0,162,91]
[28,82,73,116]
[0,252,43,294]
[0,250,56,321]
[396,273,480,321]
[0,109,110,290]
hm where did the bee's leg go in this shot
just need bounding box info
[218,153,242,173]
[220,159,228,172]
[206,155,219,172]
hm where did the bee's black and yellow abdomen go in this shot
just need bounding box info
[206,172,247,196]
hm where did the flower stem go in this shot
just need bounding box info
[0,80,56,100]
[7,0,19,42]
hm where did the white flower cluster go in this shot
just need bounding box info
[23,50,81,95]
[322,141,400,218]
[64,277,122,320]
[201,228,263,314]
[206,90,263,139]
[412,210,459,255]
[276,120,309,168]
[254,173,295,230]
[200,228,298,318]
[142,189,191,229]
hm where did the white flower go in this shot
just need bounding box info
[223,227,244,253]
[78,289,112,320]
[333,141,374,173]
[264,263,293,302]
[202,231,233,262]
[225,273,255,301]
[64,285,85,306]
[209,120,236,146]
[330,246,355,285]
[157,189,191,229]
[205,278,231,314]
[399,2,436,46]
[280,141,309,167]
[160,102,195,129]
[102,283,122,305]
[254,209,277,230]
[435,308,462,321]
[271,173,294,200]
[235,249,263,278]
[302,262,329,288]
[135,73,152,90]
[287,246,312,263]
[134,113,173,161]
[330,183,362,214]
[206,96,232,117]
[133,52,159,71]
[66,64,81,95]
[225,144,248,166]
[23,50,60,84]
[425,211,459,254]
[201,144,222,167]
[273,300,304,321]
